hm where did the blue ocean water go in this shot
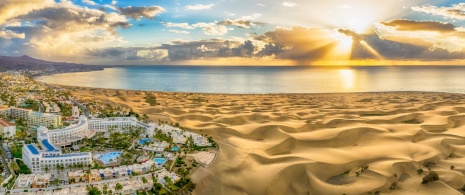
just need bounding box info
[37,66,465,94]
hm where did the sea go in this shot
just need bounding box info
[36,66,465,94]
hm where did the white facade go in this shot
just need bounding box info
[88,117,155,135]
[0,119,15,137]
[0,106,31,120]
[0,107,62,128]
[28,112,62,128]
[23,116,155,174]
[38,115,89,146]
[72,106,80,118]
[22,139,92,174]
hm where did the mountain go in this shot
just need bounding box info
[0,55,104,74]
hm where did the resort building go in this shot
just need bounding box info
[72,106,80,118]
[22,139,92,174]
[28,112,62,128]
[15,174,51,189]
[0,106,62,128]
[0,119,16,137]
[38,115,89,146]
[0,106,32,120]
[23,116,156,174]
[88,117,155,135]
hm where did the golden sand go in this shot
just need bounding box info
[66,87,465,195]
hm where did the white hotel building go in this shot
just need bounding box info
[0,106,62,128]
[88,117,155,136]
[24,116,155,173]
[22,139,92,174]
[38,115,90,146]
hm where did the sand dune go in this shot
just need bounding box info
[65,88,465,195]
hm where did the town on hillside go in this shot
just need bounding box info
[0,72,218,195]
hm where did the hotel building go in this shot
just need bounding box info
[38,115,89,146]
[23,116,155,173]
[0,119,16,137]
[22,139,92,174]
[88,117,155,136]
[0,106,62,128]
[28,112,62,128]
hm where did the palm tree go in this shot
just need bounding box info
[44,165,49,173]
[115,182,123,191]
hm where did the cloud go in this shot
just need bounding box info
[377,19,465,52]
[0,0,55,25]
[0,30,25,39]
[192,23,229,35]
[412,3,465,20]
[218,19,265,28]
[381,19,456,33]
[185,4,214,11]
[163,22,194,29]
[239,13,262,20]
[103,4,118,11]
[136,49,169,61]
[282,2,298,8]
[82,0,97,6]
[119,6,165,20]
[0,1,131,61]
[168,30,190,34]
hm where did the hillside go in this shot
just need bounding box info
[0,55,104,74]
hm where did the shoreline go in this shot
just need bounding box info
[35,80,463,96]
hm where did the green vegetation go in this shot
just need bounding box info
[153,131,172,143]
[401,119,422,124]
[88,186,102,195]
[422,171,439,184]
[10,142,23,158]
[23,99,40,111]
[417,168,424,175]
[56,101,73,117]
[14,159,31,174]
[145,94,157,106]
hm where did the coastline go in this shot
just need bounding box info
[33,81,465,195]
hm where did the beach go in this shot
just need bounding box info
[63,86,465,195]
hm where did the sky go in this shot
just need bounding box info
[1,0,465,65]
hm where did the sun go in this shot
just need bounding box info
[324,31,354,60]
[345,17,371,33]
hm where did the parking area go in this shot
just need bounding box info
[1,142,12,177]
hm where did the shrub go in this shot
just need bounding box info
[451,165,455,170]
[422,171,439,184]
[417,168,424,175]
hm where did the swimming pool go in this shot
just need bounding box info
[138,138,153,145]
[154,158,167,166]
[95,152,121,164]
[172,147,179,151]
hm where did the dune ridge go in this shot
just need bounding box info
[66,88,465,195]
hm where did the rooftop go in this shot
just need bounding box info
[0,119,14,127]
[27,144,39,155]
[41,139,59,152]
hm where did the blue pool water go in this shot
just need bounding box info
[138,138,153,145]
[97,152,121,164]
[154,158,167,166]
[172,147,179,151]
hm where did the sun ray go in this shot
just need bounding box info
[360,41,384,60]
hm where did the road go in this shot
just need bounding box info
[71,100,89,117]
[35,100,44,113]
[0,142,12,178]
